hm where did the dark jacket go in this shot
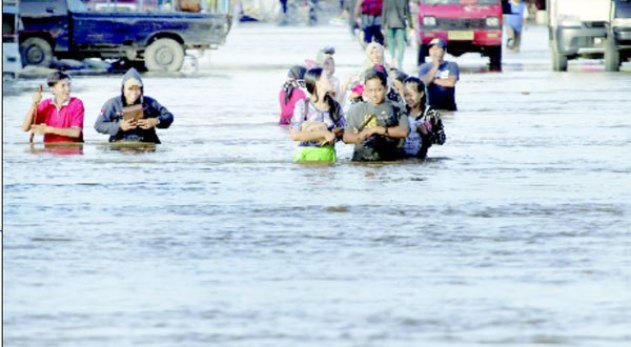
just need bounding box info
[94,68,174,143]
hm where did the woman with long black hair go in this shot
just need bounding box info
[289,67,345,163]
[401,76,445,159]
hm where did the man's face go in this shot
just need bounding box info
[429,45,445,61]
[51,79,71,103]
[124,85,142,104]
[364,78,386,105]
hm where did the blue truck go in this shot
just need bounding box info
[19,0,232,71]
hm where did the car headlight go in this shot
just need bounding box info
[486,17,499,27]
[423,16,436,26]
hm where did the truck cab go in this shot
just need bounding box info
[546,0,610,71]
[604,0,631,71]
[417,0,504,70]
[19,0,232,71]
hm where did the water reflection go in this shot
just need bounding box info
[27,143,84,156]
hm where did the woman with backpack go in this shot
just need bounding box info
[289,67,346,163]
[401,76,446,159]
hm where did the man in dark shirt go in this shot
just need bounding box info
[418,38,460,111]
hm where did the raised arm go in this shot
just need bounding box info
[22,88,43,132]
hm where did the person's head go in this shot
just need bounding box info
[403,76,426,110]
[316,47,336,77]
[305,66,342,123]
[46,71,72,103]
[121,68,144,105]
[365,42,385,66]
[428,38,447,62]
[287,65,307,80]
[363,67,388,105]
[304,67,333,101]
[389,68,408,97]
[350,83,364,103]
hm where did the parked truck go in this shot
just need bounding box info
[18,0,232,72]
[604,0,631,71]
[3,0,22,77]
[546,0,610,71]
[417,0,505,70]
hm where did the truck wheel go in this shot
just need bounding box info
[604,36,620,72]
[417,44,427,66]
[552,51,568,71]
[144,38,184,72]
[489,46,502,71]
[20,37,53,67]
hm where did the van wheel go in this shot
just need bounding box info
[489,46,502,71]
[144,38,184,72]
[604,36,620,72]
[20,37,53,67]
[552,51,567,71]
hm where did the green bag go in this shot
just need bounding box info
[293,146,337,163]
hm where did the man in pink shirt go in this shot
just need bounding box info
[22,71,84,143]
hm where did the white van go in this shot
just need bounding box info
[547,0,611,71]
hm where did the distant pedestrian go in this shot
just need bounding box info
[382,0,412,69]
[22,71,85,143]
[418,38,459,111]
[315,47,342,104]
[343,41,388,94]
[279,65,308,125]
[343,67,409,161]
[505,0,528,52]
[289,67,345,163]
[354,0,384,46]
[95,68,174,143]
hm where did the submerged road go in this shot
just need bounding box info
[3,22,631,347]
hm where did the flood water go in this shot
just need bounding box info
[3,24,631,346]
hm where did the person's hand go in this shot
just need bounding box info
[418,123,429,136]
[120,119,138,131]
[32,88,43,105]
[137,118,159,130]
[358,127,377,141]
[30,123,48,134]
[323,131,336,144]
[431,56,440,68]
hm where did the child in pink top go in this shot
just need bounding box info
[278,65,307,125]
[22,71,84,143]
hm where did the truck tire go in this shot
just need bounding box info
[20,37,53,67]
[144,38,185,72]
[604,36,620,72]
[489,46,502,71]
[552,51,568,71]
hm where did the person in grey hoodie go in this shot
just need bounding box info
[95,68,174,143]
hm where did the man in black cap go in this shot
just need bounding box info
[418,38,460,111]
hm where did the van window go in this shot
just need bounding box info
[422,0,498,4]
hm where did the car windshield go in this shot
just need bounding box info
[422,0,498,4]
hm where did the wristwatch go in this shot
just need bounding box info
[384,127,389,136]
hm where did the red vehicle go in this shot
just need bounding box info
[417,0,505,70]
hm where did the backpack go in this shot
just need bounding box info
[361,0,383,16]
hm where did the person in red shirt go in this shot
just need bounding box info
[22,71,84,143]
